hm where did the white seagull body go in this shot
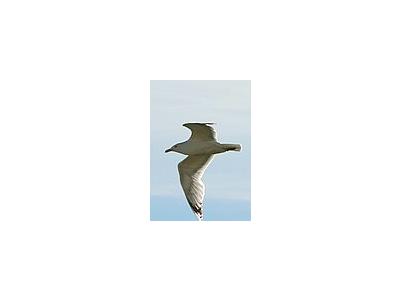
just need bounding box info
[165,123,241,221]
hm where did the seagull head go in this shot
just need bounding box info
[165,143,183,154]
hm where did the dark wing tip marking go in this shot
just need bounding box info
[186,194,203,220]
[183,122,215,127]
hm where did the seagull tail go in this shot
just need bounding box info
[223,144,241,152]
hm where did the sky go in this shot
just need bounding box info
[150,80,251,221]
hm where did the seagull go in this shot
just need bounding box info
[165,123,241,221]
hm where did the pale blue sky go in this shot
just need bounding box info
[150,80,251,221]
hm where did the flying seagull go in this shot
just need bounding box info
[165,123,241,221]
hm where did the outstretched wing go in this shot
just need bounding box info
[178,154,214,220]
[183,123,217,141]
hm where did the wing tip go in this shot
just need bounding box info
[188,201,204,221]
[183,122,215,127]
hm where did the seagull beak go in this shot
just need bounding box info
[165,148,172,153]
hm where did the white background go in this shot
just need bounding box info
[1,0,399,299]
